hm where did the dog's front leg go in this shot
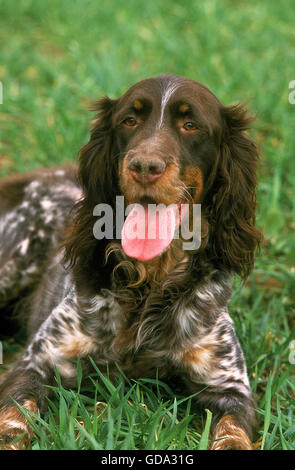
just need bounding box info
[193,385,256,450]
[180,312,256,450]
[0,366,43,450]
[0,287,98,450]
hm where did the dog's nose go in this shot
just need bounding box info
[128,156,166,184]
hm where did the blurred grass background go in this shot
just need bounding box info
[0,0,294,450]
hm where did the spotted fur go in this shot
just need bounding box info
[0,75,262,450]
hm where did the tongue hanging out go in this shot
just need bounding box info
[121,203,187,261]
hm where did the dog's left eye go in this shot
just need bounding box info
[182,121,197,131]
[123,117,137,127]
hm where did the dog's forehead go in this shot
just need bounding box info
[117,75,221,113]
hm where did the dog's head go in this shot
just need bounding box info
[73,75,262,278]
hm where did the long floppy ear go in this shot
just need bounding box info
[78,96,119,205]
[208,103,263,278]
[63,96,118,271]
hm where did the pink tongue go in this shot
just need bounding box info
[121,204,178,261]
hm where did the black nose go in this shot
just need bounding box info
[128,156,166,184]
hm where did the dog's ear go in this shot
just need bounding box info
[63,97,119,271]
[208,103,262,278]
[78,96,119,206]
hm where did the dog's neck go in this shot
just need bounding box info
[106,239,188,288]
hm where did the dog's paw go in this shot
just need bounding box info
[0,400,37,450]
[210,415,253,450]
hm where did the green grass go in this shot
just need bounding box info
[0,0,295,450]
[10,361,208,450]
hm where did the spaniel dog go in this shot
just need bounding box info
[0,75,262,450]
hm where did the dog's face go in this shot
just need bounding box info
[114,75,222,206]
[76,74,261,277]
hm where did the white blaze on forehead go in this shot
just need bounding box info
[157,80,180,129]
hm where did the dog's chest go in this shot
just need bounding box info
[80,290,186,378]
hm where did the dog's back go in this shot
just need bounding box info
[0,165,81,329]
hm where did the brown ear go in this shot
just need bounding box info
[63,96,118,270]
[208,103,262,278]
[78,96,119,205]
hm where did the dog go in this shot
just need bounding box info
[0,74,262,450]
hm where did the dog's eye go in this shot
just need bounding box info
[123,117,137,127]
[182,121,197,132]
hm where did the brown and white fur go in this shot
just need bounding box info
[0,75,262,450]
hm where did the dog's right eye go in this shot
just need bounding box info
[122,117,137,127]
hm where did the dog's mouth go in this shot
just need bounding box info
[137,195,158,206]
[121,197,189,262]
[119,158,198,262]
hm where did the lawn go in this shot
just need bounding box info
[0,0,294,450]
